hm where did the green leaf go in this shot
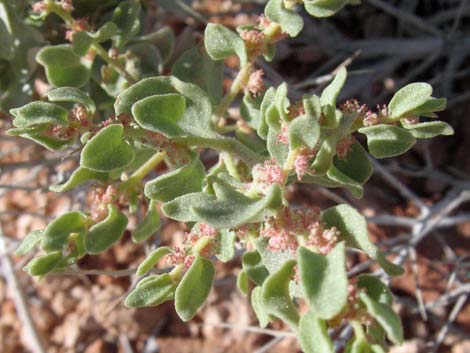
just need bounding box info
[85,205,128,254]
[145,152,205,202]
[251,286,271,328]
[332,141,372,184]
[116,76,215,138]
[358,125,416,159]
[204,23,247,66]
[359,292,404,345]
[299,311,334,353]
[24,251,63,276]
[251,287,271,328]
[388,83,433,120]
[298,243,348,320]
[401,121,454,139]
[242,250,270,286]
[132,93,186,136]
[14,132,73,151]
[111,0,142,48]
[10,101,68,128]
[321,67,347,128]
[71,31,93,56]
[162,183,282,228]
[357,274,393,306]
[93,22,119,43]
[216,229,236,262]
[131,26,174,64]
[237,270,249,296]
[15,230,43,256]
[136,246,173,276]
[304,0,350,18]
[288,110,320,150]
[265,0,304,37]
[410,97,446,116]
[171,44,223,104]
[36,44,91,87]
[42,211,86,252]
[326,166,364,198]
[46,87,96,114]
[125,274,176,307]
[132,200,161,243]
[322,204,404,276]
[50,167,108,193]
[175,256,215,321]
[260,259,299,329]
[80,124,135,172]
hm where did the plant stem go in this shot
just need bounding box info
[130,151,166,182]
[117,151,166,193]
[213,64,252,120]
[351,320,366,340]
[46,1,137,84]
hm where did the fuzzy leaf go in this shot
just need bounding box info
[298,243,348,320]
[261,259,299,328]
[162,183,282,228]
[132,200,161,243]
[125,274,176,307]
[46,87,96,114]
[322,204,404,276]
[50,167,108,193]
[251,286,271,328]
[326,166,364,198]
[388,83,433,120]
[12,132,73,151]
[10,101,68,128]
[242,250,270,286]
[15,230,43,256]
[132,26,174,64]
[93,22,119,42]
[359,125,416,159]
[357,274,393,306]
[42,211,86,252]
[299,311,334,353]
[401,121,454,139]
[85,205,128,254]
[204,23,247,66]
[136,246,173,276]
[111,0,141,48]
[288,112,320,150]
[304,0,350,18]
[116,76,215,138]
[132,93,186,136]
[24,251,62,276]
[80,124,135,172]
[332,141,372,184]
[0,18,14,60]
[320,67,347,127]
[71,31,93,56]
[237,270,249,296]
[36,44,91,87]
[216,229,236,262]
[175,256,215,321]
[265,0,304,37]
[410,97,446,116]
[171,44,223,104]
[145,152,205,202]
[359,292,404,345]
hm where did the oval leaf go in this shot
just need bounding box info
[388,83,433,120]
[46,87,96,114]
[321,204,404,276]
[136,246,173,276]
[298,243,348,320]
[265,0,304,37]
[125,274,176,307]
[260,259,299,329]
[10,101,68,128]
[175,256,215,321]
[132,200,161,243]
[15,230,43,256]
[358,125,416,159]
[204,23,247,66]
[24,251,63,276]
[85,205,128,254]
[42,211,86,252]
[80,124,135,172]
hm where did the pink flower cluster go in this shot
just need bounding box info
[294,148,317,180]
[261,207,340,255]
[336,135,355,160]
[247,69,265,97]
[167,224,219,268]
[90,185,118,222]
[252,160,286,191]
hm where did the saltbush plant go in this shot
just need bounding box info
[5,0,454,352]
